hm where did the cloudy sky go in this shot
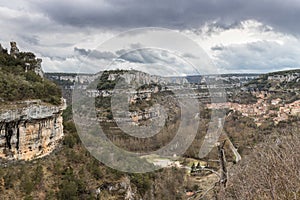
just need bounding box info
[0,0,300,75]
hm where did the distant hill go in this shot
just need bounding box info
[238,69,300,103]
[245,69,300,91]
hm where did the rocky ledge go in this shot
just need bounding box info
[0,100,66,161]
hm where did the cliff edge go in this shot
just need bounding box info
[0,101,65,161]
[0,42,64,161]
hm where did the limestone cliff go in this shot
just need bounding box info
[0,101,65,161]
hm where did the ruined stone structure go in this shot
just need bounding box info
[10,41,19,57]
[0,102,64,161]
[4,42,45,78]
[34,58,44,78]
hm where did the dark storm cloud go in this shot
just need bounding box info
[114,44,174,64]
[74,47,116,59]
[115,49,127,56]
[75,46,180,66]
[74,47,90,56]
[33,0,300,34]
[18,35,73,48]
[118,49,177,65]
[182,53,198,59]
[115,43,142,56]
[211,45,225,51]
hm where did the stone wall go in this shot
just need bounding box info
[0,103,64,161]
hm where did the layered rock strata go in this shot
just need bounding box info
[0,102,64,161]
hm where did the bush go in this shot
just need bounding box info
[4,171,16,189]
[64,134,77,148]
[63,120,80,148]
[130,173,152,195]
[87,160,103,180]
[20,175,35,195]
[62,105,73,121]
[58,180,79,200]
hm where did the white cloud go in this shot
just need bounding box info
[183,20,300,73]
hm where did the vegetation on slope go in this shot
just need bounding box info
[246,69,300,91]
[0,106,188,199]
[1,63,299,199]
[0,47,61,105]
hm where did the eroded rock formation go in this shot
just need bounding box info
[0,101,64,161]
[34,58,44,78]
[10,41,19,57]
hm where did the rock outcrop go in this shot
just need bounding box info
[1,41,45,78]
[0,43,3,52]
[10,41,19,57]
[0,101,65,161]
[95,176,138,200]
[34,58,44,78]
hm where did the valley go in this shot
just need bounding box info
[0,42,299,199]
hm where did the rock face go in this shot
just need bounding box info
[0,102,64,161]
[107,70,189,85]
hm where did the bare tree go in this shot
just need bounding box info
[223,126,300,200]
